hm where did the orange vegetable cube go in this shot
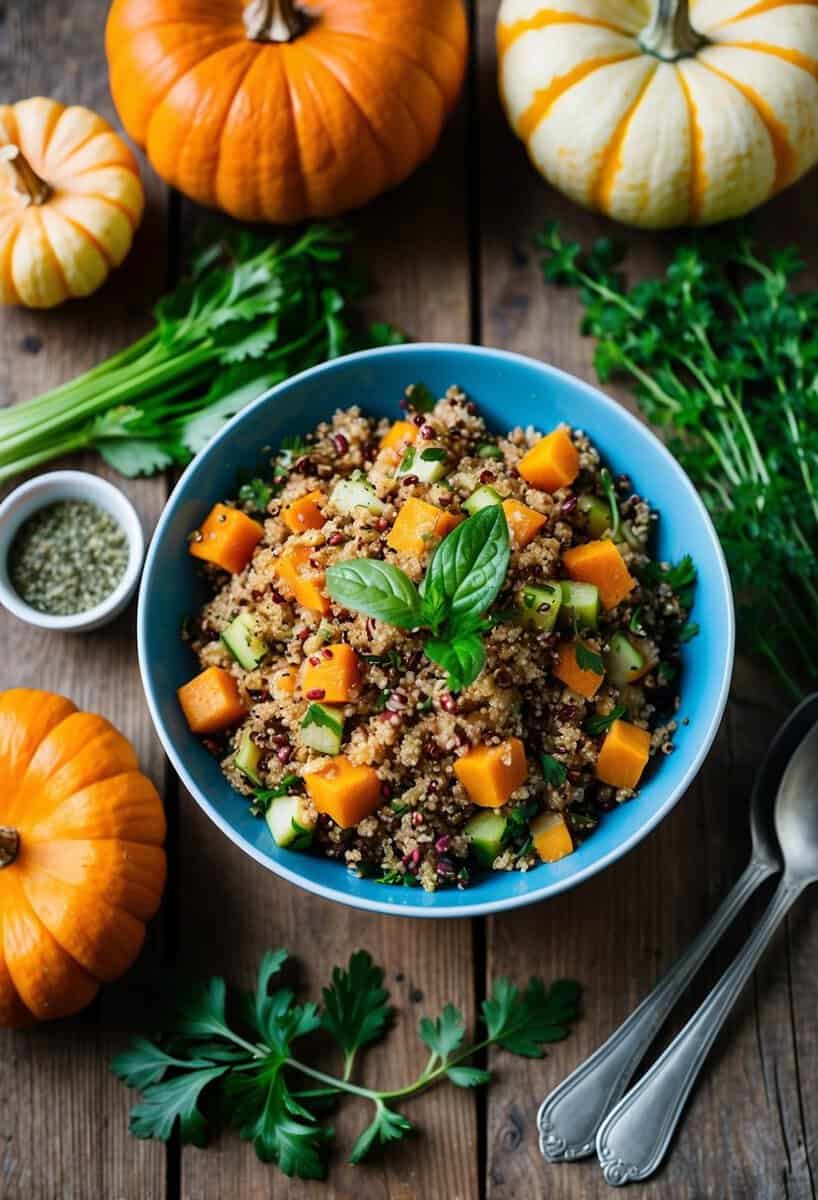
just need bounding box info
[518,428,579,492]
[177,666,245,734]
[189,503,264,574]
[387,498,462,557]
[455,738,528,808]
[596,719,651,790]
[305,757,382,828]
[553,642,604,699]
[380,421,418,452]
[563,538,636,610]
[274,666,297,696]
[502,498,546,548]
[302,643,360,703]
[531,812,574,863]
[283,491,326,535]
[274,545,329,615]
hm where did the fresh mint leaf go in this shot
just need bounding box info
[421,505,510,625]
[424,633,485,692]
[540,754,567,788]
[129,1065,227,1146]
[326,560,422,629]
[407,382,435,412]
[321,951,392,1075]
[349,1100,413,1164]
[575,642,604,675]
[418,1003,466,1062]
[482,977,581,1058]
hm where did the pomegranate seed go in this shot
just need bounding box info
[381,782,392,798]
[402,474,419,486]
[437,858,455,877]
[435,835,451,853]
[306,688,325,700]
[561,493,578,515]
[322,648,333,659]
[277,746,292,764]
[427,780,439,794]
[479,470,495,485]
[309,655,321,666]
[297,629,310,642]
[437,493,452,507]
[411,811,424,828]
[440,693,457,713]
[376,517,389,532]
[328,532,345,546]
[420,424,435,439]
[412,414,425,427]
[411,848,421,864]
[466,402,477,415]
[333,433,349,454]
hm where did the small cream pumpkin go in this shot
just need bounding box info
[497,0,818,228]
[0,97,145,308]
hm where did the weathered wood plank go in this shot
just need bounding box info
[0,3,169,1197]
[476,2,818,1196]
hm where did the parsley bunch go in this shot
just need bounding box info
[539,223,818,697]
[0,224,402,483]
[111,948,580,1180]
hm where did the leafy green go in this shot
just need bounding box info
[540,754,568,788]
[112,947,581,1180]
[421,504,510,625]
[251,774,301,817]
[575,642,604,675]
[325,560,423,629]
[238,477,274,512]
[599,468,620,539]
[407,382,436,412]
[424,633,486,693]
[584,706,628,736]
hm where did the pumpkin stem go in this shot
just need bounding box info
[639,0,706,61]
[0,144,51,206]
[0,826,19,868]
[243,0,306,42]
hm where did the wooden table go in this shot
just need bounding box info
[2,3,816,1197]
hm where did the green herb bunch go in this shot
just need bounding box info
[0,224,402,484]
[539,223,818,697]
[325,504,510,692]
[111,948,580,1180]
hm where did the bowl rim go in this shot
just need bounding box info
[138,343,735,918]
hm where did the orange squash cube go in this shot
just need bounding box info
[518,428,579,492]
[502,498,547,548]
[596,719,651,790]
[274,545,329,615]
[380,420,418,452]
[455,738,528,808]
[531,811,574,863]
[283,491,326,535]
[177,666,245,734]
[305,757,382,828]
[387,498,462,557]
[274,666,298,696]
[563,538,635,610]
[189,503,264,574]
[553,642,604,699]
[302,643,360,703]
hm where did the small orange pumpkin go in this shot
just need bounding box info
[105,0,468,224]
[0,689,166,1029]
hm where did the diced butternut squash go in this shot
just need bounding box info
[274,666,298,696]
[189,503,264,574]
[274,545,329,615]
[178,666,245,734]
[531,811,574,863]
[563,538,636,610]
[302,643,360,703]
[380,420,418,452]
[553,642,604,699]
[502,498,547,548]
[305,757,382,828]
[283,491,325,535]
[455,738,528,808]
[596,719,651,790]
[518,428,579,492]
[387,497,462,557]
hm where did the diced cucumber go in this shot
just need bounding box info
[605,631,646,687]
[578,495,611,538]
[465,810,508,868]
[463,485,502,516]
[235,729,262,786]
[517,582,562,632]
[221,611,268,670]
[330,478,386,516]
[299,702,344,755]
[266,794,316,850]
[559,580,600,631]
[397,443,449,484]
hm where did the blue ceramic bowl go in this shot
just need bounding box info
[138,344,734,918]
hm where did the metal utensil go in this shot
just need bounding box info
[596,706,818,1185]
[538,694,818,1163]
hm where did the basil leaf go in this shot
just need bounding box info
[420,447,447,462]
[325,560,422,629]
[422,506,510,624]
[419,580,447,634]
[424,634,486,692]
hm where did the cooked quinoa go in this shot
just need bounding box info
[183,384,693,892]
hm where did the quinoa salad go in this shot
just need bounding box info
[178,384,695,893]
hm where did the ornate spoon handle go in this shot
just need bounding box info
[537,858,773,1161]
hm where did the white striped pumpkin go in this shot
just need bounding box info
[497,0,818,228]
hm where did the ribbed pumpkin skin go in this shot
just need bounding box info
[105,0,468,224]
[498,0,818,228]
[0,98,145,307]
[0,690,166,1029]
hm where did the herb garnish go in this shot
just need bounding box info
[237,477,273,513]
[250,774,301,817]
[407,382,436,412]
[112,948,581,1180]
[599,468,620,540]
[326,506,511,692]
[540,754,568,788]
[575,642,604,675]
[584,706,628,736]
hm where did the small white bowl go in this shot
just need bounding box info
[0,471,145,633]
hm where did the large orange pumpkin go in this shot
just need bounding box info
[105,0,468,223]
[0,690,166,1028]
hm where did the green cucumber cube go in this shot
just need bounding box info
[300,702,344,755]
[330,478,386,516]
[463,485,502,516]
[578,495,611,538]
[266,794,316,850]
[605,631,646,687]
[517,582,562,632]
[465,810,508,868]
[234,729,262,786]
[397,444,449,484]
[559,580,600,631]
[221,611,268,670]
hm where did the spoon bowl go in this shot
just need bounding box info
[774,720,818,883]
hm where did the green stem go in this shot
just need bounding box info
[758,636,804,703]
[618,353,682,413]
[0,432,93,482]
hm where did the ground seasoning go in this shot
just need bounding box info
[9,499,129,615]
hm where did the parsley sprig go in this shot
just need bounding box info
[112,948,580,1180]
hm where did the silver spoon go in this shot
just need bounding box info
[538,693,818,1163]
[596,708,818,1185]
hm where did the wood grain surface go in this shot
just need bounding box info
[1,1,816,1198]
